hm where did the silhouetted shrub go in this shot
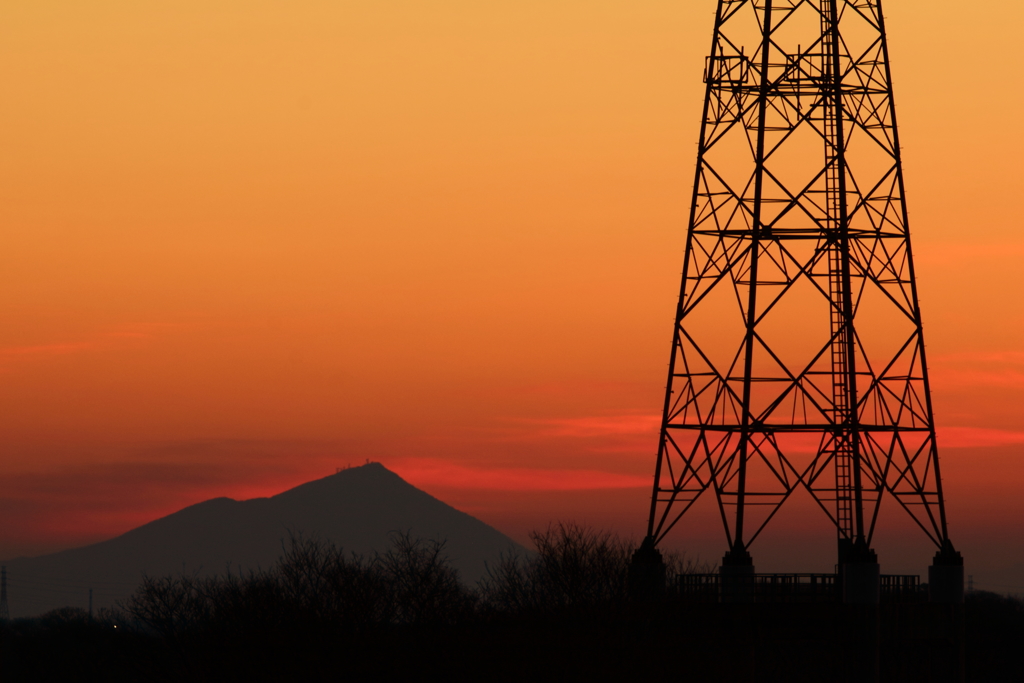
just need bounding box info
[376,531,477,625]
[123,530,475,639]
[9,530,1024,681]
[124,574,214,639]
[274,534,391,629]
[39,606,91,626]
[479,523,631,613]
[479,522,714,614]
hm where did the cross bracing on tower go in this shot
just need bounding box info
[643,0,955,566]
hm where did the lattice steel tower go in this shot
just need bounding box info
[639,0,962,598]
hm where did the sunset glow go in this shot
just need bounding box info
[1,1,1022,592]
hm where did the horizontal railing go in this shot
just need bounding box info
[674,573,926,603]
[881,574,926,602]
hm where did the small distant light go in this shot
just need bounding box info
[114,625,118,629]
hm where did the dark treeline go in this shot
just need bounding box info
[125,524,709,635]
[1,525,1021,682]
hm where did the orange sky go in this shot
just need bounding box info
[1,1,1023,589]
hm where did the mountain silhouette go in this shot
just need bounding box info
[1,463,523,619]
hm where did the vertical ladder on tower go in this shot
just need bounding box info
[821,1,854,542]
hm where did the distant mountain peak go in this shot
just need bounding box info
[2,460,524,619]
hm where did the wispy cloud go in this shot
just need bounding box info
[387,459,649,491]
[463,412,662,456]
[937,427,1024,448]
[915,242,1024,267]
[509,410,1024,454]
[527,414,661,438]
[929,351,1024,389]
[932,351,1024,364]
[933,369,1024,388]
[0,322,188,371]
[0,342,93,358]
[0,438,341,556]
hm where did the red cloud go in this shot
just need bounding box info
[386,458,649,491]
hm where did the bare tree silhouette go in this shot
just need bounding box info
[479,522,714,614]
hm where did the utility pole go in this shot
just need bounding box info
[0,566,8,621]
